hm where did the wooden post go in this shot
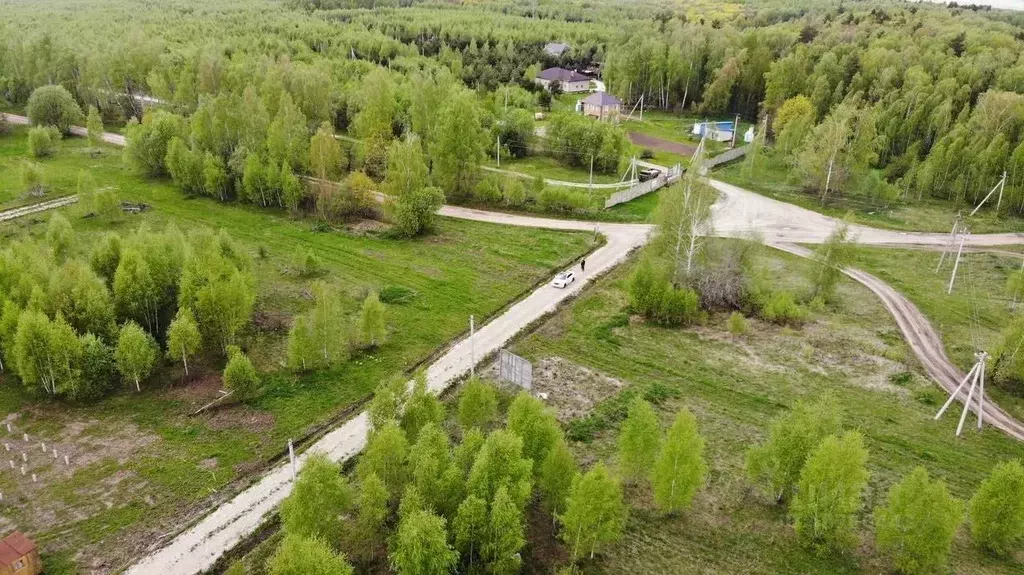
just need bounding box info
[589,154,594,193]
[288,439,296,482]
[470,315,476,377]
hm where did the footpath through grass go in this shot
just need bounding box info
[715,151,1024,234]
[510,243,1024,574]
[0,131,594,572]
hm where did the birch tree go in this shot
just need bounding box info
[651,408,706,514]
[115,320,157,392]
[618,397,661,483]
[166,306,201,375]
[559,462,627,561]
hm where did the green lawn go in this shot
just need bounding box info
[509,243,1024,574]
[716,151,1024,234]
[486,154,625,185]
[850,246,1024,424]
[0,130,594,571]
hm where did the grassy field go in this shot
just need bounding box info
[507,243,1024,574]
[0,126,100,208]
[849,246,1024,423]
[485,154,625,185]
[0,130,594,572]
[715,151,1024,234]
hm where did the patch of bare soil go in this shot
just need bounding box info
[202,405,275,434]
[485,356,626,422]
[164,372,225,405]
[348,218,389,234]
[523,502,569,574]
[627,131,697,156]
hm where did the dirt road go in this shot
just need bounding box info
[773,243,1024,441]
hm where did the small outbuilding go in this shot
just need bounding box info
[692,121,735,143]
[0,531,41,575]
[535,67,592,93]
[581,92,622,122]
[543,42,570,57]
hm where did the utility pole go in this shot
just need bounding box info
[935,351,988,436]
[936,213,962,273]
[997,170,1007,212]
[589,154,594,193]
[731,114,739,148]
[639,93,644,122]
[288,439,296,482]
[947,228,968,295]
[469,315,476,377]
[496,135,501,167]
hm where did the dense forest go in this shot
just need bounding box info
[3,0,1024,215]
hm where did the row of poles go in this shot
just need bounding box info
[933,172,1011,436]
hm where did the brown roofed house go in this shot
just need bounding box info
[581,92,622,122]
[0,532,41,575]
[535,67,592,93]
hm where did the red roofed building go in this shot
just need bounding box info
[0,531,41,575]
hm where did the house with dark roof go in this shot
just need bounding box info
[535,67,592,93]
[0,531,41,575]
[543,42,569,57]
[581,92,622,122]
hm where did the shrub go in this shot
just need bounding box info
[653,286,701,327]
[379,285,417,305]
[640,148,655,160]
[538,187,590,213]
[628,261,661,316]
[26,85,84,133]
[224,347,260,400]
[761,291,806,325]
[473,178,502,204]
[727,311,748,335]
[27,126,60,158]
[20,161,44,194]
[297,250,324,277]
[503,178,527,206]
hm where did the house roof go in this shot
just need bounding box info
[0,531,36,567]
[544,42,569,56]
[582,92,622,107]
[536,67,591,83]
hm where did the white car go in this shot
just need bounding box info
[552,271,576,289]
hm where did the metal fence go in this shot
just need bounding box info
[703,145,750,170]
[498,349,533,390]
[604,164,684,208]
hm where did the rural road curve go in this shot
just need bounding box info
[5,113,1024,572]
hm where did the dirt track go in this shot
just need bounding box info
[773,243,1024,441]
